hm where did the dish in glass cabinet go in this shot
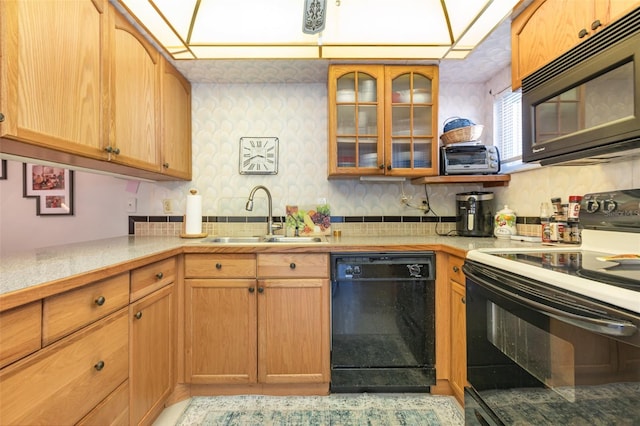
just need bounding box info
[336,90,355,102]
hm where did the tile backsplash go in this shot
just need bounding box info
[130,215,542,238]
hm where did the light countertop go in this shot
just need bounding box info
[0,234,540,308]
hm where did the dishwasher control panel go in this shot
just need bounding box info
[331,252,435,281]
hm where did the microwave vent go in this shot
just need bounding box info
[523,6,640,93]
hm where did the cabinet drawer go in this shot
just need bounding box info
[257,254,329,278]
[450,256,465,284]
[0,301,42,369]
[43,272,129,345]
[77,379,129,426]
[131,257,176,302]
[0,308,129,426]
[185,254,256,278]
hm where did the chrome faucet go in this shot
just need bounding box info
[245,185,280,236]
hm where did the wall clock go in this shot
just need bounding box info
[239,137,279,175]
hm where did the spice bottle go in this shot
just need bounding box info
[568,195,582,222]
[540,202,551,243]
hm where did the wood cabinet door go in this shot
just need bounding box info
[0,308,128,426]
[108,6,161,173]
[129,284,174,426]
[257,278,330,384]
[384,65,439,177]
[450,280,466,405]
[511,0,596,88]
[0,0,108,159]
[185,279,258,384]
[597,0,640,29]
[160,58,192,180]
[327,64,385,177]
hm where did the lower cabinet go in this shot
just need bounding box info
[77,380,130,426]
[184,253,330,389]
[0,308,129,425]
[129,283,174,426]
[449,256,467,405]
[257,277,330,384]
[186,278,258,383]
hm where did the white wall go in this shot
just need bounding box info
[0,160,134,255]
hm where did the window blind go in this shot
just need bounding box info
[494,88,522,164]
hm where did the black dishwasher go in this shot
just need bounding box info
[330,252,436,393]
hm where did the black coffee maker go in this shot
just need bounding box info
[456,192,494,237]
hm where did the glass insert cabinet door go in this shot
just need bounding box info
[385,66,438,177]
[328,65,439,178]
[328,65,385,176]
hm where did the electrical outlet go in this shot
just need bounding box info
[126,198,137,213]
[162,199,173,214]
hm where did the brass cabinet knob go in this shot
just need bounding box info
[249,287,255,293]
[461,296,466,305]
[0,112,4,122]
[104,146,121,155]
[578,28,589,38]
[94,296,106,306]
[216,263,222,269]
[453,266,459,273]
[387,164,392,170]
[591,19,601,30]
[258,287,264,293]
[156,272,164,280]
[289,262,296,269]
[163,163,170,169]
[134,311,142,320]
[94,360,105,371]
[379,164,384,169]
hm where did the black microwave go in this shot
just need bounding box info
[522,7,640,166]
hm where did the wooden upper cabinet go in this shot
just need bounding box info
[328,65,385,177]
[512,0,640,89]
[107,6,161,173]
[328,64,439,178]
[160,58,192,180]
[0,0,108,159]
[384,66,439,178]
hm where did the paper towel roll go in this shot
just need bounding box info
[185,190,202,235]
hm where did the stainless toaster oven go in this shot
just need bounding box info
[440,145,500,175]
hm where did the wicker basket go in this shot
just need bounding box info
[440,125,484,145]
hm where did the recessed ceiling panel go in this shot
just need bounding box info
[322,0,451,45]
[191,0,318,44]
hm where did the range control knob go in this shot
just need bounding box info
[603,199,617,213]
[585,198,600,213]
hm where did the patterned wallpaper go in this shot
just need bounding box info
[137,79,490,219]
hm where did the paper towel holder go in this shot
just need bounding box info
[180,188,208,239]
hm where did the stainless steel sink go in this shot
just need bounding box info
[202,236,263,243]
[263,236,325,243]
[201,236,326,244]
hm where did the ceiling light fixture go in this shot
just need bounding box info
[303,0,327,35]
[115,0,519,60]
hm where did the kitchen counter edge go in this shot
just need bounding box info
[0,235,538,311]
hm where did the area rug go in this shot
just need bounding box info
[176,393,463,426]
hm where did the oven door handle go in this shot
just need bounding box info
[468,270,638,338]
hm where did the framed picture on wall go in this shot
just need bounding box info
[23,163,74,215]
